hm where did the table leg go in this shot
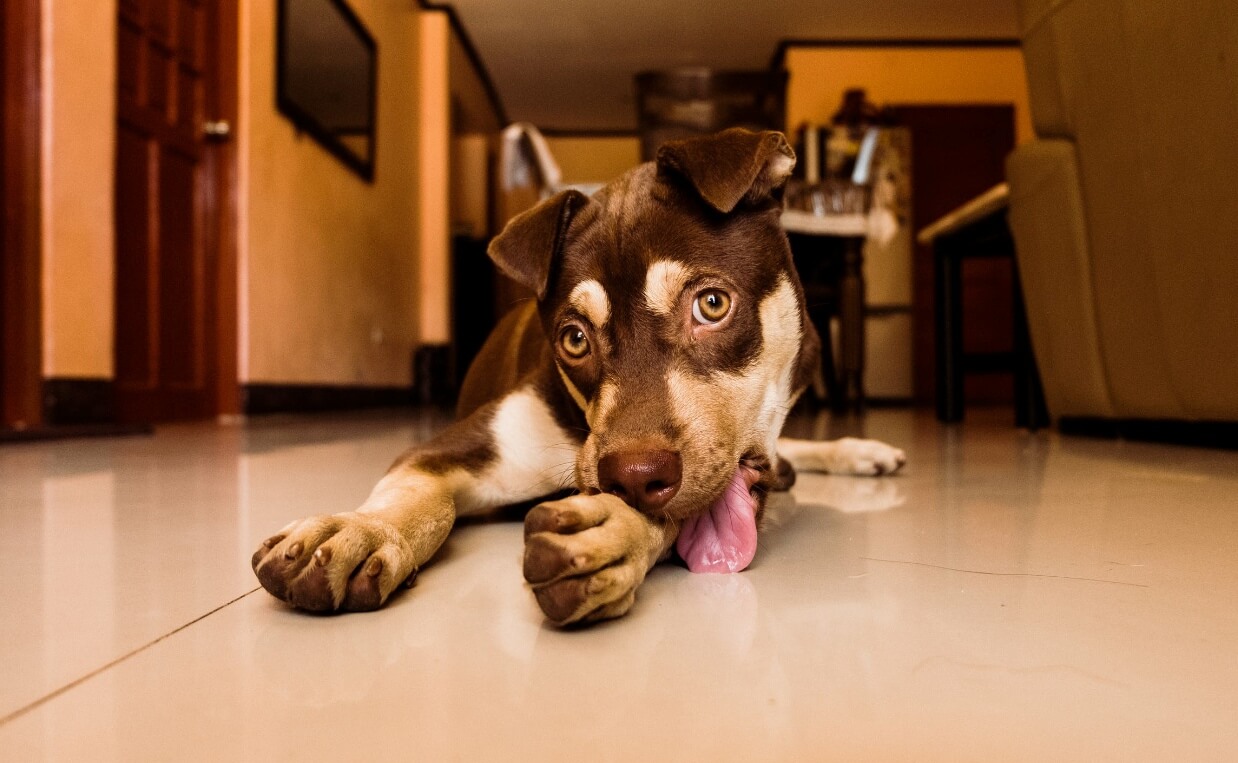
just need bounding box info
[838,236,866,411]
[935,241,964,422]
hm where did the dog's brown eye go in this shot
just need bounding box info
[692,289,731,324]
[559,326,590,359]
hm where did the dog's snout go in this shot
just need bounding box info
[597,449,682,513]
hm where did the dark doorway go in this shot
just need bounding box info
[1,0,44,430]
[114,0,238,422]
[888,104,1017,406]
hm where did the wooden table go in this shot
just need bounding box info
[917,185,1049,429]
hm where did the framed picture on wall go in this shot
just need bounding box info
[276,0,378,181]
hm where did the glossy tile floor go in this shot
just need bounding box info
[1,408,1236,761]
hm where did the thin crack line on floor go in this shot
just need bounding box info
[911,655,1130,688]
[860,558,1149,588]
[0,587,262,728]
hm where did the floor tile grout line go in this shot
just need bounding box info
[0,587,263,728]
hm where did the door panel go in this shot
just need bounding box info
[115,0,215,421]
[2,0,46,428]
[157,146,202,388]
[114,126,154,386]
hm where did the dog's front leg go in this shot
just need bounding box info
[522,494,676,627]
[251,386,582,612]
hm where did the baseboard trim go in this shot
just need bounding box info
[242,383,414,415]
[1059,417,1238,450]
[43,377,117,425]
[0,422,151,445]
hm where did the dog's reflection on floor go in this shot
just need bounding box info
[763,473,907,528]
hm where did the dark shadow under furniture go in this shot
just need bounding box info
[921,186,1048,430]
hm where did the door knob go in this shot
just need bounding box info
[203,120,232,139]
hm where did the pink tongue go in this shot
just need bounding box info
[676,466,759,573]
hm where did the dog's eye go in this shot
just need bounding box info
[558,326,590,359]
[692,289,732,324]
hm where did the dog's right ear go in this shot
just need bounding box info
[488,190,588,301]
[657,128,796,214]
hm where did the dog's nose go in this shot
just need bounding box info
[597,449,682,513]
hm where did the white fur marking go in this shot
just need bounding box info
[588,381,618,429]
[644,260,690,315]
[460,389,580,508]
[570,279,610,327]
[755,276,802,456]
[557,365,588,414]
[767,153,795,183]
[664,275,803,466]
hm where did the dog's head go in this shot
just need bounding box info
[489,129,819,564]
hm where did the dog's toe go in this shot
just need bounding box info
[286,558,337,612]
[251,533,286,571]
[523,494,652,627]
[830,438,907,476]
[252,515,416,613]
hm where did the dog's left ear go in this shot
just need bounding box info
[488,189,589,300]
[656,128,796,214]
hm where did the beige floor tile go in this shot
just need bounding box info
[1,409,1235,761]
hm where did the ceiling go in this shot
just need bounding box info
[445,0,1022,132]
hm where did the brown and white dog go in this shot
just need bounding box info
[251,128,906,626]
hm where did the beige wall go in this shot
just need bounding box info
[416,11,451,346]
[451,134,490,239]
[240,1,423,385]
[38,1,428,388]
[418,11,509,343]
[545,136,643,186]
[41,0,117,378]
[785,47,1034,145]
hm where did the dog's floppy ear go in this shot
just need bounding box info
[488,189,588,300]
[656,128,796,214]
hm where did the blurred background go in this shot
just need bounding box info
[3,0,1235,442]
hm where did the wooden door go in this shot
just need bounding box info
[115,0,234,422]
[2,0,44,429]
[888,105,1016,406]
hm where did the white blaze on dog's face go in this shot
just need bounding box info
[537,137,818,523]
[667,272,802,472]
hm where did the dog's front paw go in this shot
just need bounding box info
[523,494,656,627]
[251,513,417,613]
[778,436,907,477]
[825,437,907,476]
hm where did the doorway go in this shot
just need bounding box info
[888,104,1017,407]
[114,0,238,422]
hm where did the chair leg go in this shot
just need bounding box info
[820,319,844,410]
[838,237,866,411]
[805,307,844,408]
